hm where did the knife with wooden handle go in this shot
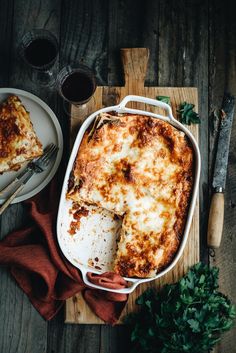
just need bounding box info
[207,94,235,248]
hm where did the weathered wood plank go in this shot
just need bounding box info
[59,0,109,85]
[47,0,109,351]
[0,0,61,352]
[107,0,150,86]
[10,0,61,108]
[209,0,236,352]
[47,310,100,353]
[0,0,14,86]
[0,206,46,353]
[100,325,131,353]
[0,1,32,352]
[158,0,209,263]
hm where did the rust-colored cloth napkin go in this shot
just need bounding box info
[0,177,128,324]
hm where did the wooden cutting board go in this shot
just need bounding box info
[65,48,199,324]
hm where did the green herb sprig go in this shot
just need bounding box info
[156,96,201,125]
[177,102,200,125]
[125,263,235,353]
[156,96,171,105]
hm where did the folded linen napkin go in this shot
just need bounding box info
[0,176,128,324]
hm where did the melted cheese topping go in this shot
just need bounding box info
[67,112,194,278]
[0,95,43,173]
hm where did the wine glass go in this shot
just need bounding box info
[56,64,97,116]
[19,29,59,86]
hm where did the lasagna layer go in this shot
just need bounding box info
[67,112,194,278]
[0,95,43,173]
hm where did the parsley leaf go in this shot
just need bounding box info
[156,96,171,105]
[177,102,200,125]
[187,319,201,333]
[156,97,200,125]
[125,263,235,353]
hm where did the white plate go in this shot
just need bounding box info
[0,88,63,204]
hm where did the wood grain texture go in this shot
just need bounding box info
[47,1,108,352]
[0,0,235,351]
[121,48,149,83]
[157,0,209,263]
[48,312,131,353]
[207,193,225,248]
[100,325,131,353]
[47,311,100,353]
[0,205,47,353]
[0,0,61,352]
[0,0,14,86]
[66,48,199,324]
[209,0,236,352]
[10,0,61,107]
[58,0,109,158]
[107,0,146,86]
[59,0,109,85]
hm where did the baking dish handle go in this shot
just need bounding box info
[80,268,140,294]
[118,95,174,120]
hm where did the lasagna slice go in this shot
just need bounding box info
[67,112,194,278]
[0,95,43,173]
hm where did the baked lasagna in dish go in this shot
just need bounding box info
[67,112,194,278]
[0,95,43,173]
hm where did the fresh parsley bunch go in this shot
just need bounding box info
[125,263,235,353]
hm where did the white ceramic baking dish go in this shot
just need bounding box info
[57,95,201,294]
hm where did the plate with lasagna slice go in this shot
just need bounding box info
[0,88,63,204]
[57,95,200,293]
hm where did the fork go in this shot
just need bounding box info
[0,144,56,195]
[0,143,58,215]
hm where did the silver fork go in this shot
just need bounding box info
[0,143,58,215]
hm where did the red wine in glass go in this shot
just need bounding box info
[24,38,58,68]
[57,65,97,105]
[19,29,58,85]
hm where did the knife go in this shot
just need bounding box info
[207,93,235,248]
[0,170,34,215]
[0,143,58,215]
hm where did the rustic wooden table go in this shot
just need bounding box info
[0,0,235,352]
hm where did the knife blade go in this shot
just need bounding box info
[207,93,235,248]
[212,94,235,191]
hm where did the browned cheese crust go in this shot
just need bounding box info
[67,113,194,278]
[0,95,43,173]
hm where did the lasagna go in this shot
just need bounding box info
[67,112,194,278]
[0,95,43,173]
